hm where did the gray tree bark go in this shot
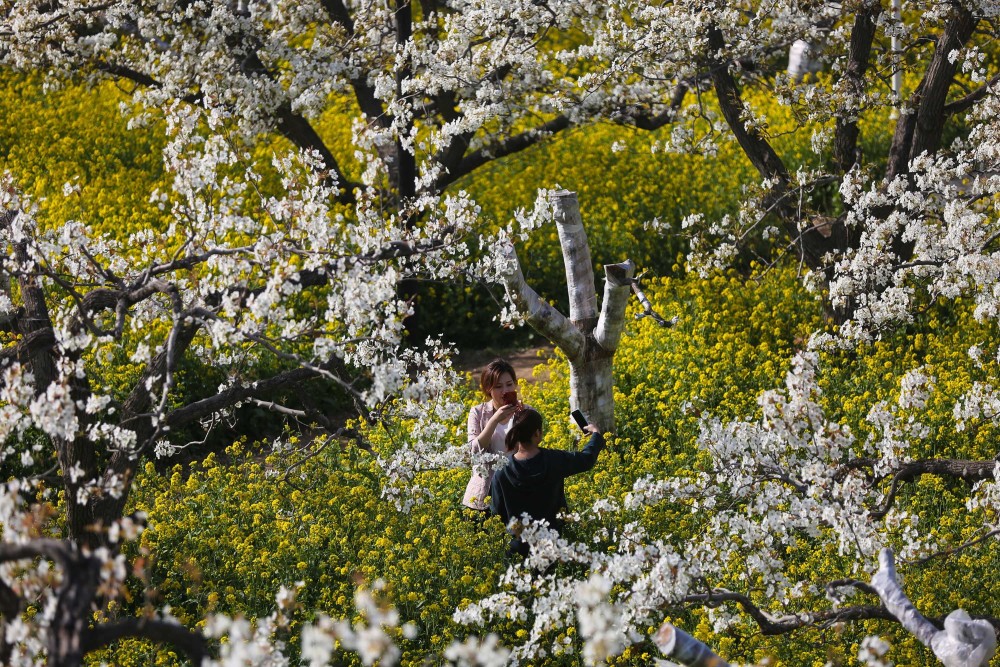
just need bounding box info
[499,190,634,431]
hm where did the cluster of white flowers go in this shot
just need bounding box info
[858,635,893,667]
[455,350,973,659]
[576,573,640,665]
[299,581,416,667]
[2,2,999,665]
[443,634,511,667]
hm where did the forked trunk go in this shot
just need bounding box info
[500,190,634,432]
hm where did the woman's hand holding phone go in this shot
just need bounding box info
[492,401,518,424]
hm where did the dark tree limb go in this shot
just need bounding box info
[839,457,998,520]
[317,0,386,122]
[706,25,789,187]
[0,577,17,664]
[0,307,22,333]
[942,73,1000,116]
[833,5,881,173]
[1,541,212,666]
[81,619,209,664]
[394,0,416,207]
[887,7,978,178]
[627,82,689,130]
[681,589,896,635]
[907,528,1000,567]
[95,62,170,95]
[13,239,58,392]
[0,540,97,667]
[9,235,104,548]
[162,365,321,429]
[683,586,1000,637]
[908,6,978,162]
[629,274,676,328]
[886,82,923,181]
[869,458,998,520]
[826,578,878,598]
[275,104,359,204]
[706,27,851,272]
[96,33,358,202]
[441,115,571,190]
[0,539,77,564]
[0,325,56,370]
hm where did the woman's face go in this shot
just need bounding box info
[488,372,517,407]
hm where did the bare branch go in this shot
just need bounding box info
[681,589,895,635]
[859,458,998,520]
[629,273,676,328]
[81,618,209,664]
[0,539,75,565]
[443,115,571,191]
[906,528,1000,567]
[594,260,635,353]
[162,365,324,429]
[498,243,584,359]
[827,578,879,598]
[943,73,1000,116]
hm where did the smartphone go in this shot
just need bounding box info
[570,409,588,432]
[502,390,519,406]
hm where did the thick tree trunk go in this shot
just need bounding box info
[500,191,634,431]
[11,230,104,548]
[553,191,599,328]
[568,353,614,429]
[833,5,881,173]
[1,541,210,667]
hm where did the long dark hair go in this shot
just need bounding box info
[505,407,542,452]
[479,358,517,399]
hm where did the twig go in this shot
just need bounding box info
[629,273,676,328]
[905,528,1000,567]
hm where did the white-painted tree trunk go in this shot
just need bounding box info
[654,622,731,667]
[871,548,996,667]
[500,190,634,432]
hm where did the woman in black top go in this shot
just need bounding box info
[489,407,604,557]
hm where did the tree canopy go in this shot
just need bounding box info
[2,1,1000,665]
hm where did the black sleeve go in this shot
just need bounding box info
[489,473,506,522]
[556,431,605,477]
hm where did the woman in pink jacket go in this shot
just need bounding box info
[462,358,521,510]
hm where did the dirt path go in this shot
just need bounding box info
[454,344,556,387]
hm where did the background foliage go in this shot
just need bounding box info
[94,267,997,667]
[2,59,997,666]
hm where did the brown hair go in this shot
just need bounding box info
[504,408,543,452]
[479,358,517,399]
